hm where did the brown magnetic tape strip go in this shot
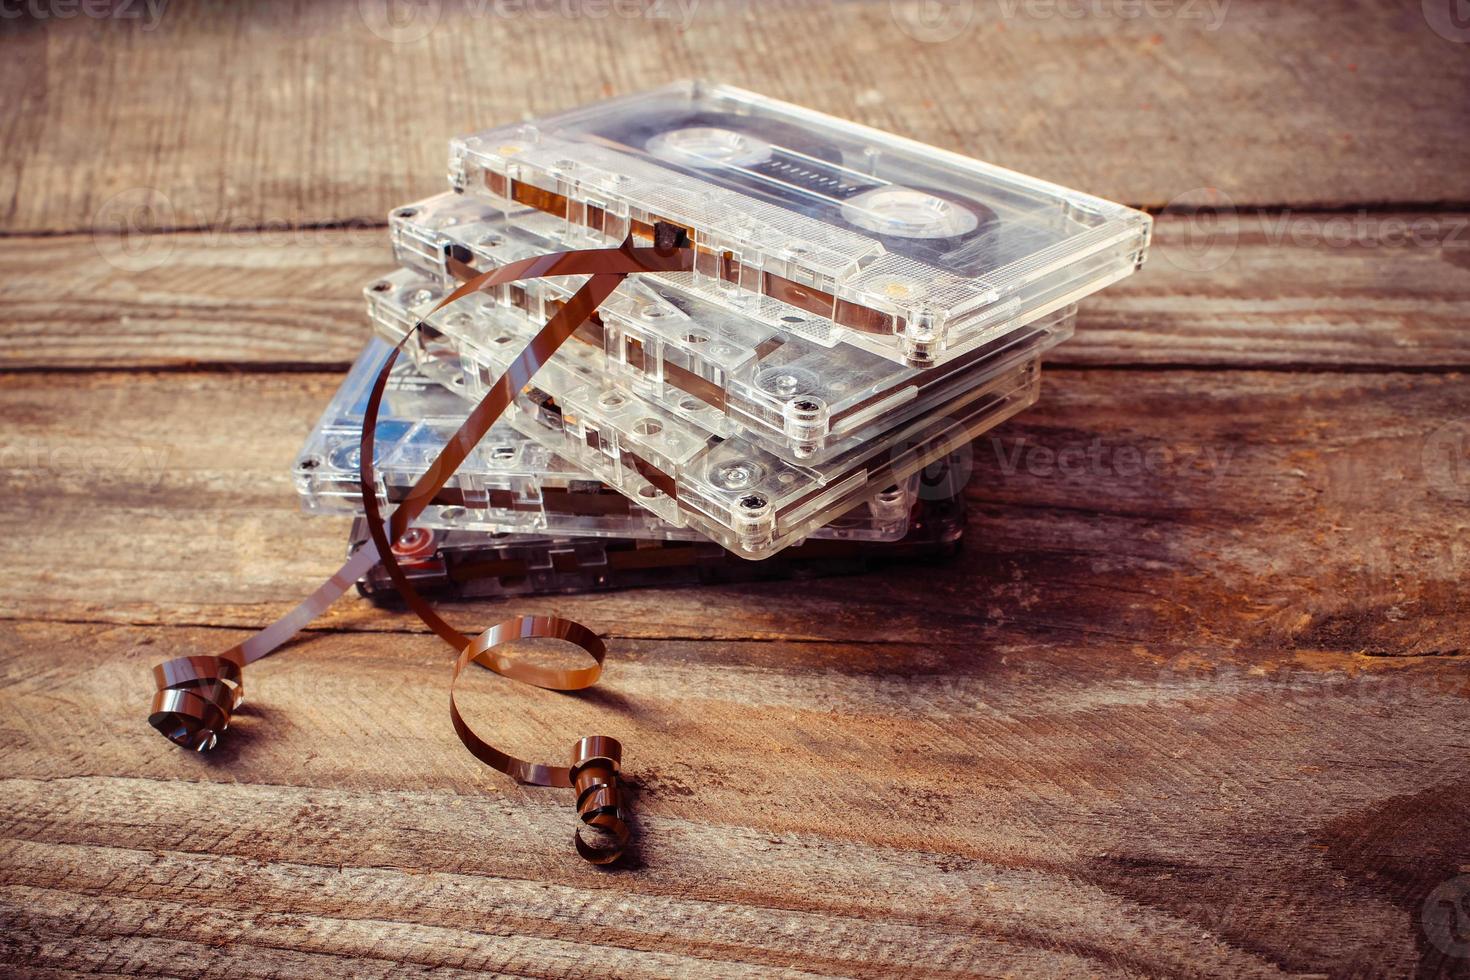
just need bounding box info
[149,226,694,865]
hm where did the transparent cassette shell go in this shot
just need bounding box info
[296,338,915,544]
[448,81,1150,365]
[391,191,1073,463]
[348,493,967,602]
[364,272,1039,559]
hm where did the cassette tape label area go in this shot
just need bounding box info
[449,81,1150,364]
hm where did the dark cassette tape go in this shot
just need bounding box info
[349,493,968,602]
[365,272,1039,558]
[448,81,1150,365]
[295,338,916,543]
[390,191,1073,463]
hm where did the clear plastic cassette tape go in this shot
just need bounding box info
[365,275,1039,558]
[448,81,1150,365]
[295,338,915,543]
[390,191,1073,462]
[348,493,967,602]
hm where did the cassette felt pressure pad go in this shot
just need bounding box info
[348,493,968,602]
[295,338,917,544]
[449,81,1150,364]
[390,191,1074,463]
[365,274,1040,558]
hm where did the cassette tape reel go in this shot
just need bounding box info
[449,81,1151,364]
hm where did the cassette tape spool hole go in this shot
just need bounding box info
[645,126,775,169]
[840,187,981,240]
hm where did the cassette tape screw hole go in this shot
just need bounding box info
[393,208,418,220]
[633,419,662,436]
[599,392,625,409]
[369,281,392,293]
[739,494,769,512]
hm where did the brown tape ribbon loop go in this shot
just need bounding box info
[148,654,245,752]
[148,223,693,864]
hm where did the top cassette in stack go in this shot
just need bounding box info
[449,81,1151,365]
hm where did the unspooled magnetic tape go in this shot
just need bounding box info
[149,224,697,865]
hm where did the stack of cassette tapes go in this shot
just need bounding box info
[294,82,1151,601]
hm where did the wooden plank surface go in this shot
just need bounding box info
[3,1,1470,976]
[0,367,1466,977]
[1,367,1465,656]
[7,212,1470,371]
[3,0,1470,235]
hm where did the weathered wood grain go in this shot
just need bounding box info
[3,3,1469,975]
[0,615,1465,977]
[0,367,1464,658]
[4,0,1469,235]
[5,212,1469,371]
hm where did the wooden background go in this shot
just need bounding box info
[2,1,1468,976]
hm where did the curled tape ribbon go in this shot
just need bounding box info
[150,225,694,864]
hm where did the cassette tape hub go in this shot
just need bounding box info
[296,339,916,544]
[449,81,1150,364]
[391,191,1074,463]
[347,493,967,602]
[365,269,1039,557]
